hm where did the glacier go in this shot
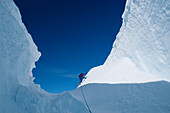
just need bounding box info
[0,0,170,113]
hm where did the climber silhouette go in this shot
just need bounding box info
[78,73,87,85]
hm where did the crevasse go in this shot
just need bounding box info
[0,0,170,113]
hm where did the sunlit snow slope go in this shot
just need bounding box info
[82,0,170,86]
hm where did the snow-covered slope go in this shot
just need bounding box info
[0,0,170,113]
[82,0,170,86]
[82,57,162,85]
[72,81,170,113]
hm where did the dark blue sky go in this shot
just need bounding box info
[14,0,126,93]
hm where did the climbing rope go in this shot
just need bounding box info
[80,86,92,113]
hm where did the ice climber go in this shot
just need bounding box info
[78,73,87,85]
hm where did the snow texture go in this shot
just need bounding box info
[0,0,170,113]
[81,0,170,86]
[106,0,170,79]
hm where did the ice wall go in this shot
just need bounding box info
[0,0,88,112]
[0,0,41,86]
[0,0,41,111]
[105,0,170,80]
[82,0,170,86]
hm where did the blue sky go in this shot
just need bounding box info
[14,0,126,93]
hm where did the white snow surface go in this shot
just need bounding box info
[0,0,170,113]
[81,57,162,86]
[81,0,170,86]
